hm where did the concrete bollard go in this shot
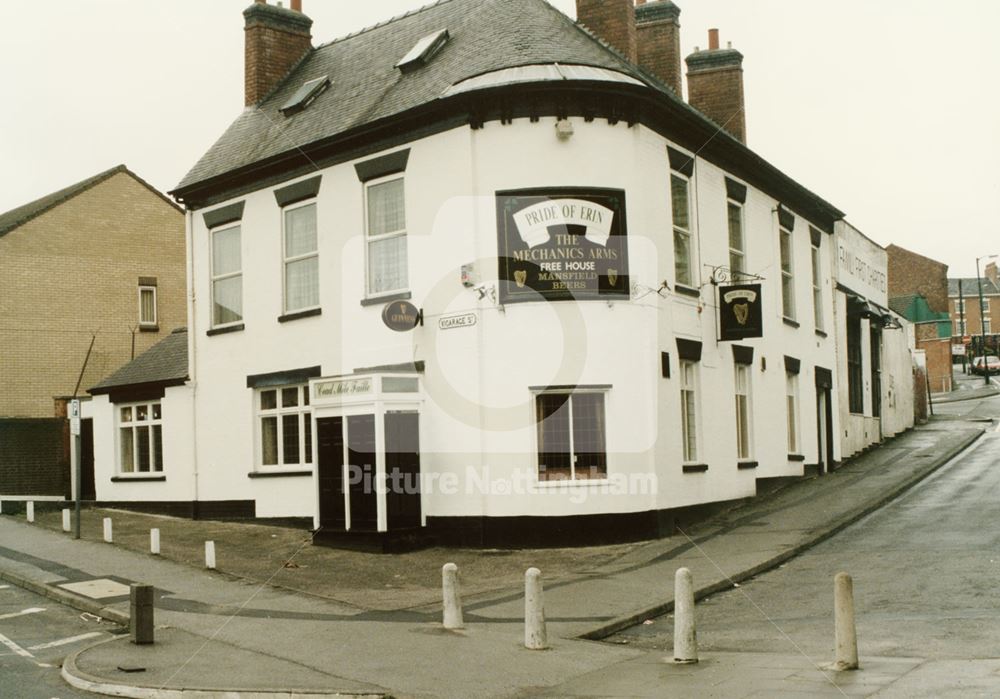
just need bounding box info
[26,501,35,523]
[524,567,547,650]
[62,509,71,532]
[150,528,160,555]
[834,572,859,670]
[130,584,155,645]
[673,567,698,664]
[442,562,464,630]
[205,541,216,569]
[103,517,113,543]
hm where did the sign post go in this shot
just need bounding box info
[69,399,82,540]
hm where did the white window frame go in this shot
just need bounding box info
[780,226,796,320]
[680,360,700,463]
[955,298,965,315]
[533,389,609,484]
[671,173,695,289]
[734,363,753,461]
[138,285,157,328]
[728,199,745,278]
[117,401,163,475]
[811,240,823,331]
[364,173,408,299]
[786,372,800,455]
[210,223,243,328]
[282,200,320,314]
[256,384,313,470]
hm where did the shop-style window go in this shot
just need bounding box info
[536,391,607,481]
[734,363,752,460]
[786,372,799,454]
[680,360,699,462]
[728,201,745,277]
[671,174,693,287]
[366,176,408,296]
[119,402,163,474]
[211,223,243,327]
[283,202,319,313]
[780,227,795,320]
[847,315,863,413]
[138,285,157,328]
[257,384,312,468]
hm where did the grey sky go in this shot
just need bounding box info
[1,1,996,276]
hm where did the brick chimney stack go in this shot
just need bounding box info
[635,0,682,94]
[987,262,999,288]
[243,1,313,107]
[685,29,746,143]
[576,0,638,64]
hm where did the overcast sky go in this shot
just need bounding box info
[2,1,997,276]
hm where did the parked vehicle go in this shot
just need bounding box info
[970,355,1000,375]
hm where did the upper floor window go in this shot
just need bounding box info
[257,384,312,468]
[728,201,745,277]
[138,283,157,328]
[211,224,242,327]
[954,298,965,316]
[811,237,823,331]
[366,176,408,296]
[671,174,693,287]
[780,227,795,320]
[535,391,607,482]
[119,402,162,474]
[283,202,319,313]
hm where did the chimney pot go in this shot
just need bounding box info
[291,0,302,11]
[708,28,720,50]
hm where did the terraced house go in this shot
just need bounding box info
[84,0,914,549]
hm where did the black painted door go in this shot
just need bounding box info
[316,417,345,531]
[347,414,378,532]
[385,411,421,530]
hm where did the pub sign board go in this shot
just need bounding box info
[718,283,763,341]
[496,188,629,304]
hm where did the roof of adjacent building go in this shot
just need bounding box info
[89,328,189,395]
[0,165,180,239]
[172,0,844,227]
[949,278,1000,297]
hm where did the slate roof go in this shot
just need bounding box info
[89,328,189,395]
[0,165,180,239]
[949,278,1000,297]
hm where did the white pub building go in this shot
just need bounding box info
[83,0,915,549]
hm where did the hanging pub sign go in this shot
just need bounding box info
[381,299,422,332]
[718,283,763,341]
[496,188,629,304]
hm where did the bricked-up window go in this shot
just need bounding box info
[786,372,799,454]
[734,363,752,460]
[671,174,693,287]
[811,240,823,331]
[780,227,796,319]
[847,315,864,413]
[119,402,162,474]
[283,202,319,313]
[138,285,157,327]
[680,360,699,462]
[211,224,242,326]
[728,201,745,277]
[257,385,312,468]
[366,175,408,296]
[536,391,607,481]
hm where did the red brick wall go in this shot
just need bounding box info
[577,0,637,63]
[686,64,746,143]
[244,6,313,106]
[636,13,681,94]
[886,245,949,313]
[918,338,952,393]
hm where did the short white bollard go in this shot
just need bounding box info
[26,501,35,523]
[150,528,160,555]
[205,541,216,570]
[103,517,113,543]
[834,572,859,670]
[673,567,698,664]
[62,509,71,532]
[524,567,547,650]
[442,562,464,630]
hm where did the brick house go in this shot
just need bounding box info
[0,165,185,497]
[949,264,1000,352]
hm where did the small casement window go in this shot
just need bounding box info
[138,285,157,327]
[119,402,163,474]
[786,372,799,454]
[680,360,699,462]
[728,201,745,277]
[535,391,607,481]
[211,223,243,327]
[257,384,312,468]
[283,201,319,313]
[780,227,795,320]
[811,240,823,330]
[366,175,408,297]
[734,363,752,460]
[671,174,693,287]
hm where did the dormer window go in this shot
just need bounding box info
[280,76,330,116]
[396,29,449,74]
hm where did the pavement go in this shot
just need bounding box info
[0,415,989,698]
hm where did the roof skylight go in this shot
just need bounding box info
[280,76,331,116]
[396,29,450,74]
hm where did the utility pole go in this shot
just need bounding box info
[72,334,97,539]
[958,282,967,374]
[976,256,996,387]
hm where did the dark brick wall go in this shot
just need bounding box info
[244,4,313,107]
[577,0,637,63]
[636,12,681,94]
[0,419,68,496]
[686,59,746,143]
[886,245,949,313]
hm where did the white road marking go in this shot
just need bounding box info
[0,630,34,658]
[28,632,102,650]
[0,607,45,620]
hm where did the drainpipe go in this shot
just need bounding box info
[186,208,200,512]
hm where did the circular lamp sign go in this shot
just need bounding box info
[381,300,422,332]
